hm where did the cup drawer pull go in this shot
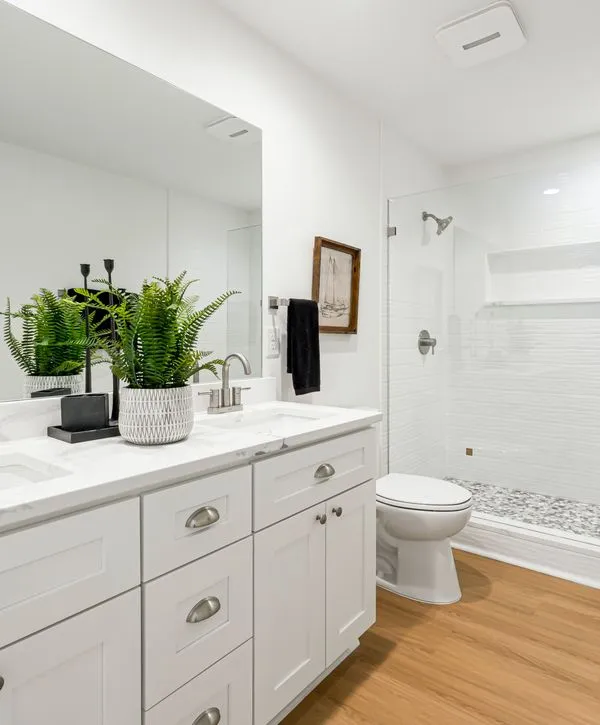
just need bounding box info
[185,506,220,529]
[192,707,221,725]
[314,463,335,481]
[186,596,221,624]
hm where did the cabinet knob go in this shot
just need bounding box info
[186,596,221,624]
[316,513,327,525]
[332,506,343,518]
[192,707,221,725]
[314,463,335,481]
[0,676,4,691]
[185,506,220,529]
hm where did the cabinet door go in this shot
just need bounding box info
[254,503,326,725]
[0,590,141,725]
[326,480,376,667]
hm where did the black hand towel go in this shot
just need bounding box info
[287,298,321,395]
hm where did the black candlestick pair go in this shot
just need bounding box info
[80,259,119,422]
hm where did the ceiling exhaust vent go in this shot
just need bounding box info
[435,1,526,68]
[204,115,260,145]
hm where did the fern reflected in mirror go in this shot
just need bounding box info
[79,272,239,389]
[2,289,95,398]
[3,290,92,376]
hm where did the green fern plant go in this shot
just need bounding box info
[78,272,239,388]
[2,290,91,376]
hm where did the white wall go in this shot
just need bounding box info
[447,133,600,186]
[4,0,384,409]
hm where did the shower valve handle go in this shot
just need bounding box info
[418,330,437,356]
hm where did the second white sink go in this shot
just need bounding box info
[0,454,71,490]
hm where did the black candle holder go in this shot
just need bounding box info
[80,263,92,393]
[104,258,120,422]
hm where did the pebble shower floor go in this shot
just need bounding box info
[446,478,600,539]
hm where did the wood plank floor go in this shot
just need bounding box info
[282,551,600,725]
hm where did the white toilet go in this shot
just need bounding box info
[376,473,473,605]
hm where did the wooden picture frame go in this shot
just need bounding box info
[312,237,361,334]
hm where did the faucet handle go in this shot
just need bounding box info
[232,386,253,406]
[198,389,223,405]
[232,387,242,407]
[210,389,223,408]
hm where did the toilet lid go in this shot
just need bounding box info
[376,473,472,511]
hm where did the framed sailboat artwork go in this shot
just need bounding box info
[312,236,361,334]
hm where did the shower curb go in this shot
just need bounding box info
[453,512,600,590]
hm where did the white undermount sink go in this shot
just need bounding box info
[0,453,71,490]
[198,405,334,431]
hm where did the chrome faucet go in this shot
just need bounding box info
[207,352,252,414]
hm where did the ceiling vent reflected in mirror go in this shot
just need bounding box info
[205,115,261,146]
[435,1,526,68]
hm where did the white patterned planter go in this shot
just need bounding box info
[119,386,194,445]
[24,374,84,399]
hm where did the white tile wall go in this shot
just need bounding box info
[447,314,600,504]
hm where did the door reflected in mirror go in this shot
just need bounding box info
[0,0,262,402]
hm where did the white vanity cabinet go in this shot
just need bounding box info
[253,430,377,725]
[0,420,378,725]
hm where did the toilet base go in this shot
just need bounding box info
[377,538,462,605]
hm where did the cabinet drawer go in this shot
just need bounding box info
[253,428,377,530]
[0,499,140,648]
[143,537,253,708]
[144,640,252,725]
[142,466,251,581]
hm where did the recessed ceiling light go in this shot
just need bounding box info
[543,188,560,195]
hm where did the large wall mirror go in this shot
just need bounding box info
[0,1,262,402]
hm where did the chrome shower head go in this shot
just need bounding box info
[422,211,453,235]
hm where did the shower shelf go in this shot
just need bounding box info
[486,242,600,307]
[484,297,600,307]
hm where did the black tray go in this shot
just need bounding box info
[47,423,120,444]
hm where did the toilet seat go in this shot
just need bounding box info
[376,473,472,513]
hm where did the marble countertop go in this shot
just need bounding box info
[0,401,381,533]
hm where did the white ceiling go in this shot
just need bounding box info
[214,0,600,166]
[0,2,262,210]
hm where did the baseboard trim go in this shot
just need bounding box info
[453,512,600,590]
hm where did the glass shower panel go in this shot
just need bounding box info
[388,161,600,537]
[387,188,454,480]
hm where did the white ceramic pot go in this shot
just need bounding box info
[24,374,84,398]
[118,386,194,445]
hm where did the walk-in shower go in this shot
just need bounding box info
[387,160,600,587]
